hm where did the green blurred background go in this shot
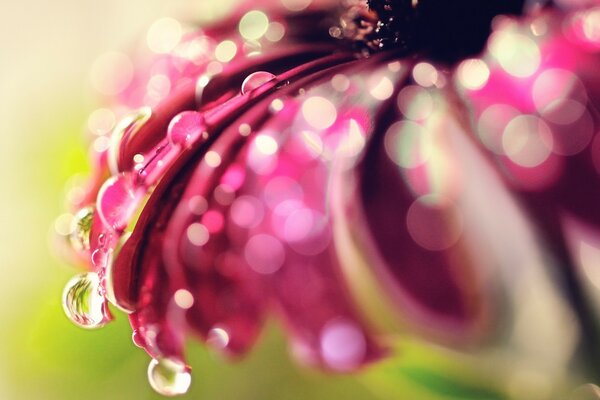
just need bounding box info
[0,1,379,398]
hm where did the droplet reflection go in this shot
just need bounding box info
[167,111,206,145]
[241,71,276,95]
[62,272,108,329]
[69,206,95,252]
[147,358,192,396]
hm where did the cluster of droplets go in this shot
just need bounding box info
[58,35,391,393]
[54,1,600,398]
[58,61,286,394]
[62,206,111,329]
[55,5,305,394]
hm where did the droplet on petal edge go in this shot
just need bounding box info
[241,71,276,95]
[91,248,110,268]
[69,206,95,252]
[147,358,192,396]
[96,173,142,232]
[62,272,109,329]
[167,111,206,146]
[132,329,146,348]
[108,107,152,174]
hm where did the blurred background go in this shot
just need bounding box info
[0,1,379,398]
[5,1,600,399]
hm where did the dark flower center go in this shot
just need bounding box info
[366,0,527,63]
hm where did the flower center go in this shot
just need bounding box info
[364,0,527,63]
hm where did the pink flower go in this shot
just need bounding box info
[60,0,600,396]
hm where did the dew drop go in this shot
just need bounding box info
[241,71,275,95]
[167,111,206,146]
[62,272,109,329]
[207,326,230,350]
[91,248,109,268]
[132,329,146,348]
[69,206,94,252]
[147,358,192,396]
[96,174,141,231]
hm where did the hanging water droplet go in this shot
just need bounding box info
[167,111,206,146]
[62,272,109,329]
[69,206,94,252]
[147,357,192,396]
[91,248,109,268]
[132,329,146,348]
[108,107,152,174]
[96,173,141,231]
[241,71,276,95]
[207,326,230,350]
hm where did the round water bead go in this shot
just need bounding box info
[167,111,206,146]
[241,71,276,95]
[147,357,192,396]
[69,206,95,252]
[62,272,108,329]
[96,173,141,231]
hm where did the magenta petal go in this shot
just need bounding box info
[112,50,357,359]
[358,126,476,328]
[116,84,196,172]
[461,10,600,228]
[199,55,404,369]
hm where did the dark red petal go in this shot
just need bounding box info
[111,50,363,360]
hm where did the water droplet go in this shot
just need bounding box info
[241,71,275,95]
[91,248,109,268]
[69,206,94,252]
[147,358,192,396]
[132,329,146,348]
[207,326,230,350]
[62,272,109,329]
[167,111,206,146]
[96,174,141,231]
[108,107,152,174]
